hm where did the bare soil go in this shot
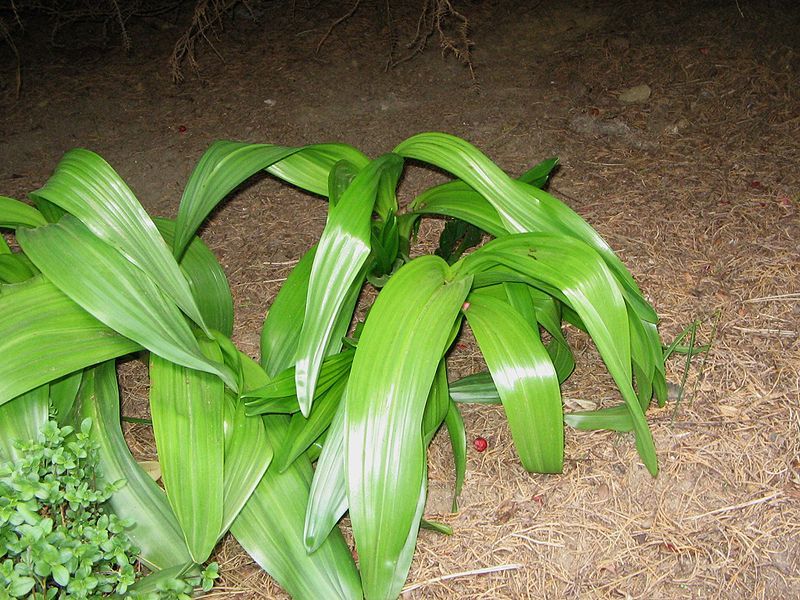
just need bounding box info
[1,0,798,598]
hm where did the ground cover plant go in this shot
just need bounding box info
[0,132,668,599]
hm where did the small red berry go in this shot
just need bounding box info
[461,301,470,312]
[178,125,187,133]
[473,436,488,452]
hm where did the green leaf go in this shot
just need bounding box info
[0,277,140,406]
[458,233,658,475]
[49,370,83,424]
[75,362,192,570]
[219,353,273,536]
[564,404,633,432]
[274,376,347,473]
[464,293,563,473]
[260,245,316,377]
[448,370,500,404]
[243,349,354,416]
[29,149,211,335]
[345,255,472,599]
[395,132,657,323]
[230,353,361,600]
[0,196,47,229]
[518,157,560,188]
[0,385,49,462]
[0,253,36,283]
[266,144,371,197]
[296,153,404,416]
[173,142,300,259]
[17,216,236,389]
[443,399,467,512]
[154,217,234,337]
[304,398,348,553]
[150,337,225,563]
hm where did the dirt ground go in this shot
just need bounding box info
[1,0,799,598]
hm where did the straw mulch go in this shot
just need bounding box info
[1,0,797,598]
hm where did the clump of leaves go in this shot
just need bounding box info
[1,132,670,600]
[0,419,218,599]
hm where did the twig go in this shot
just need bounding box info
[744,293,800,303]
[401,563,523,593]
[687,491,783,520]
[316,0,361,54]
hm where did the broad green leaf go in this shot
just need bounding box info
[0,234,9,254]
[75,361,192,570]
[422,359,450,446]
[0,195,47,228]
[296,153,404,415]
[150,337,225,563]
[155,217,234,337]
[464,293,563,473]
[266,144,371,197]
[18,216,236,389]
[519,157,560,188]
[29,149,211,334]
[219,353,274,536]
[449,371,500,404]
[443,399,467,511]
[174,141,300,259]
[458,233,658,475]
[232,415,362,600]
[345,255,472,600]
[411,185,507,238]
[409,156,558,240]
[274,375,347,473]
[564,404,633,432]
[49,370,83,424]
[0,276,140,406]
[0,385,49,462]
[244,349,354,415]
[395,132,657,323]
[260,245,316,376]
[304,397,348,553]
[528,288,575,383]
[0,253,36,283]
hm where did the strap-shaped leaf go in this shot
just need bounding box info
[219,353,273,536]
[465,293,563,473]
[295,153,404,415]
[564,404,633,432]
[345,255,472,600]
[0,277,140,406]
[266,144,371,196]
[458,233,658,475]
[260,245,316,376]
[273,375,347,473]
[449,370,500,404]
[155,217,234,337]
[75,361,192,571]
[18,216,236,389]
[232,351,362,600]
[443,398,467,511]
[0,253,36,283]
[304,397,348,553]
[395,132,657,323]
[49,370,83,425]
[0,385,49,462]
[29,149,211,335]
[0,195,47,229]
[150,337,225,563]
[174,141,299,259]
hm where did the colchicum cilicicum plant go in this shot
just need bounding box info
[0,132,668,599]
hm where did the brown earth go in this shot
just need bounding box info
[1,0,799,598]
